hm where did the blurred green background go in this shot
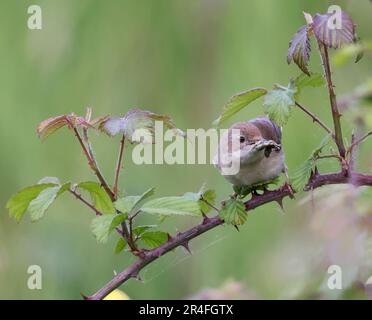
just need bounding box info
[0,0,371,299]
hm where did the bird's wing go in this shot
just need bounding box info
[249,117,281,144]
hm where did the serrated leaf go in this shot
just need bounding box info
[287,25,311,75]
[312,134,332,158]
[91,213,126,243]
[291,134,332,192]
[184,185,216,213]
[219,198,247,226]
[99,108,185,142]
[263,83,296,126]
[291,159,314,192]
[133,225,157,236]
[78,182,115,214]
[141,196,201,216]
[312,11,356,49]
[6,183,57,222]
[140,231,168,249]
[294,73,325,100]
[114,187,155,214]
[213,88,267,127]
[294,73,325,88]
[114,237,127,254]
[28,186,61,222]
[37,112,109,141]
[36,115,70,141]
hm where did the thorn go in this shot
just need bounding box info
[202,212,211,224]
[276,198,285,213]
[80,292,89,300]
[167,233,173,241]
[181,241,192,255]
[313,166,319,176]
[130,271,142,281]
[234,225,240,232]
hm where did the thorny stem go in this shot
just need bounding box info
[86,171,372,300]
[317,43,346,158]
[69,189,124,237]
[73,127,115,200]
[69,189,102,216]
[294,101,333,136]
[75,127,137,252]
[347,131,372,155]
[113,134,126,199]
[200,197,220,213]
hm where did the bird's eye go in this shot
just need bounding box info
[239,136,245,143]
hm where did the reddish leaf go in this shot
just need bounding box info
[312,11,356,49]
[36,115,69,140]
[287,25,311,75]
[37,112,108,141]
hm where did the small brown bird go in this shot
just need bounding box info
[214,117,288,191]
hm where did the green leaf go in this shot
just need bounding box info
[133,225,157,236]
[312,134,332,158]
[184,185,216,213]
[114,187,155,214]
[78,182,115,214]
[291,134,332,192]
[291,158,314,192]
[91,213,127,243]
[141,196,201,216]
[6,183,57,222]
[263,82,296,126]
[213,88,267,127]
[28,186,61,222]
[140,231,168,249]
[58,182,72,195]
[294,73,325,100]
[219,198,247,226]
[114,237,127,254]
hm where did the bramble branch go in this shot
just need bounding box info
[294,101,333,136]
[69,188,125,237]
[86,171,372,300]
[113,134,126,199]
[317,43,346,157]
[72,127,137,251]
[73,127,115,200]
[347,131,372,154]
